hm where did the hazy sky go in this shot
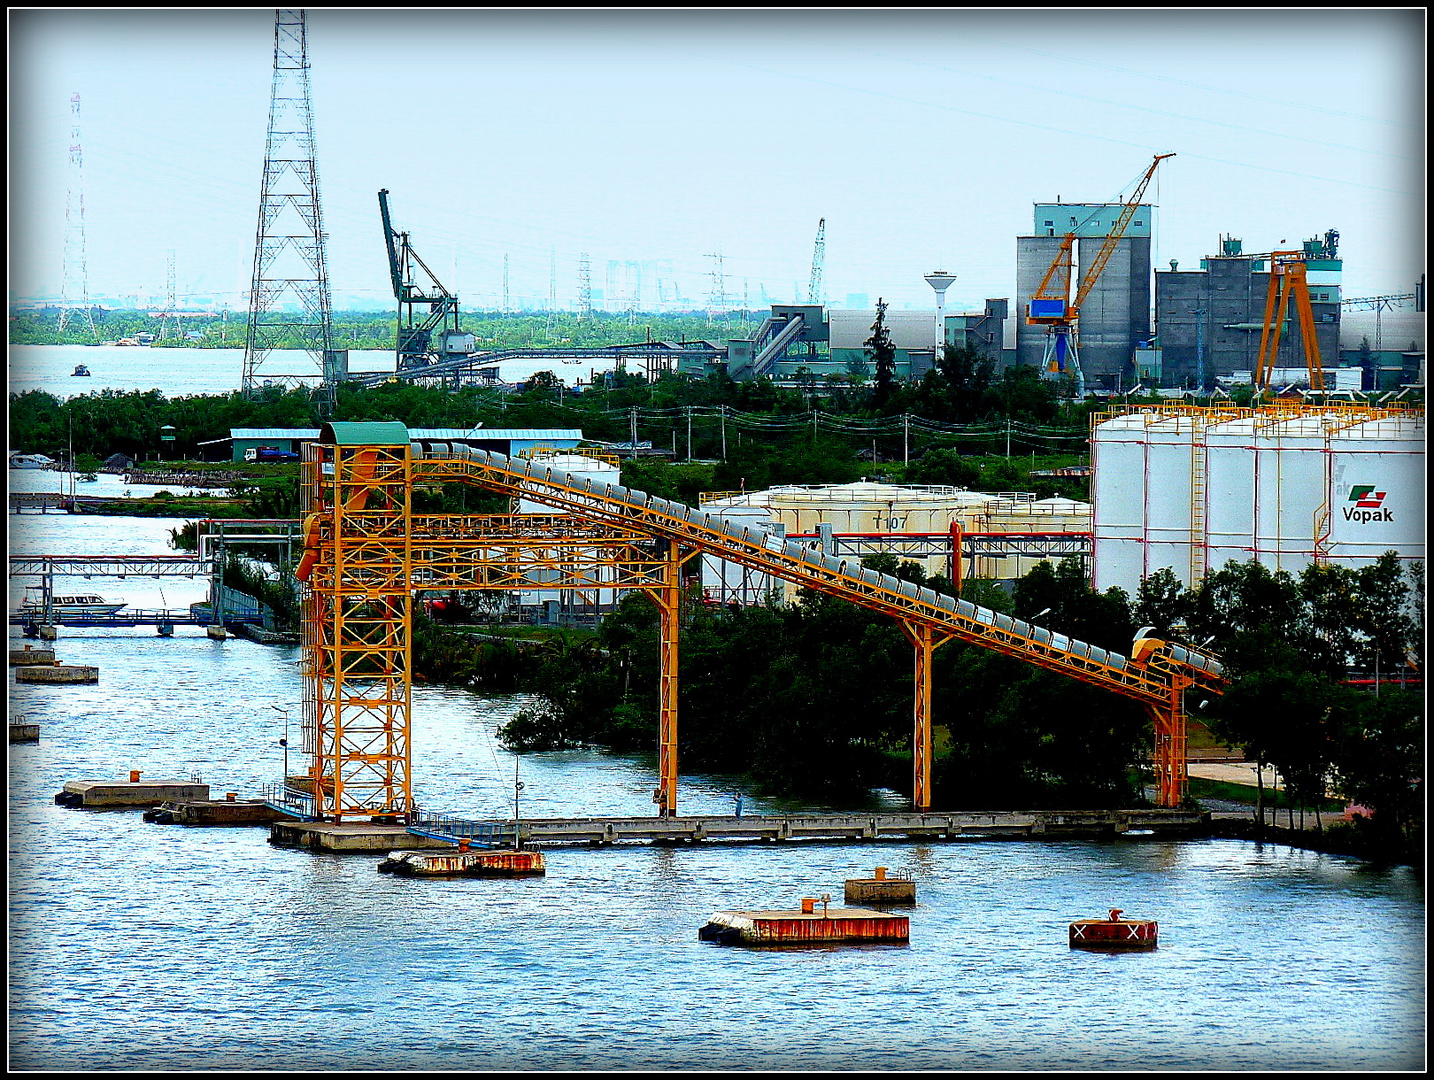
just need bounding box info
[8,8,1426,313]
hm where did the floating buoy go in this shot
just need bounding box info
[1069,907,1158,950]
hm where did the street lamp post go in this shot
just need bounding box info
[270,704,290,794]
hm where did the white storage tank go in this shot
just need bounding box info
[1325,413,1425,568]
[1252,412,1331,573]
[515,450,622,614]
[704,481,1091,602]
[697,501,783,607]
[1204,414,1260,576]
[1094,404,1425,596]
[1092,410,1168,592]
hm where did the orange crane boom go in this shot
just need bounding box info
[1027,153,1174,393]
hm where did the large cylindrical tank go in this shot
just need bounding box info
[515,452,621,612]
[1204,415,1260,576]
[1324,413,1425,568]
[1095,405,1425,595]
[1091,411,1156,592]
[1143,414,1200,582]
[698,501,781,607]
[1253,413,1332,573]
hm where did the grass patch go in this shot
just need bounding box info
[1189,776,1344,812]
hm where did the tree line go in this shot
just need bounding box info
[410,550,1422,861]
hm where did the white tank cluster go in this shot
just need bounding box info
[700,481,1091,605]
[514,449,624,617]
[1091,405,1425,595]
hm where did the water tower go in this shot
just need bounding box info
[924,270,957,363]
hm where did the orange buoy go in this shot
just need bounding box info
[1069,907,1158,950]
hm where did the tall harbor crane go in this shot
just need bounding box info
[1026,153,1174,396]
[378,189,472,371]
[807,218,826,305]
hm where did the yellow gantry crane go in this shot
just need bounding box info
[1027,153,1174,396]
[295,424,1228,823]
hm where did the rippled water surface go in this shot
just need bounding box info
[7,511,1426,1071]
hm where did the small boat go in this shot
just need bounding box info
[8,453,56,470]
[72,364,92,377]
[20,590,128,616]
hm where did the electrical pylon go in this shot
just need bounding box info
[241,9,337,413]
[58,92,97,341]
[160,250,181,341]
[577,253,593,319]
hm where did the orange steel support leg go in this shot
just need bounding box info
[1148,680,1189,809]
[653,543,681,818]
[950,522,963,596]
[901,622,953,813]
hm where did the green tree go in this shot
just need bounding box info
[865,298,898,411]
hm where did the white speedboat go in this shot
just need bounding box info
[20,591,129,616]
[9,453,55,470]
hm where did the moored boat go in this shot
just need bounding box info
[20,590,129,617]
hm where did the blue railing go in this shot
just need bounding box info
[408,813,515,848]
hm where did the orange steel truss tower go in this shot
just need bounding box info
[296,425,1229,821]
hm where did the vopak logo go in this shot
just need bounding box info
[1343,485,1392,523]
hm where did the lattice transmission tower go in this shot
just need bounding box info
[58,92,97,340]
[242,9,337,412]
[160,250,181,341]
[577,253,593,319]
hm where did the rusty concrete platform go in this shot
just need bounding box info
[700,903,909,945]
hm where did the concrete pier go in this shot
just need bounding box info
[269,821,456,853]
[9,646,56,666]
[844,866,916,905]
[144,798,286,826]
[16,663,97,684]
[55,779,210,809]
[700,900,909,946]
[10,721,41,743]
[270,809,1209,854]
[412,809,1208,848]
[378,848,546,877]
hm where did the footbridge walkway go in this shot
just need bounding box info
[294,423,1228,823]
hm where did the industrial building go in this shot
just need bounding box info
[715,298,1012,385]
[698,481,1091,605]
[1016,201,1154,392]
[1153,234,1342,390]
[1090,403,1424,596]
[205,426,583,463]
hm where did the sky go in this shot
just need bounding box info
[8,8,1426,315]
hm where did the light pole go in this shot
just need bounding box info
[270,704,289,793]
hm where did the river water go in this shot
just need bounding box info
[6,494,1427,1069]
[9,344,620,400]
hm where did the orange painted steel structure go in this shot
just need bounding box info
[1255,251,1326,392]
[297,426,1228,822]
